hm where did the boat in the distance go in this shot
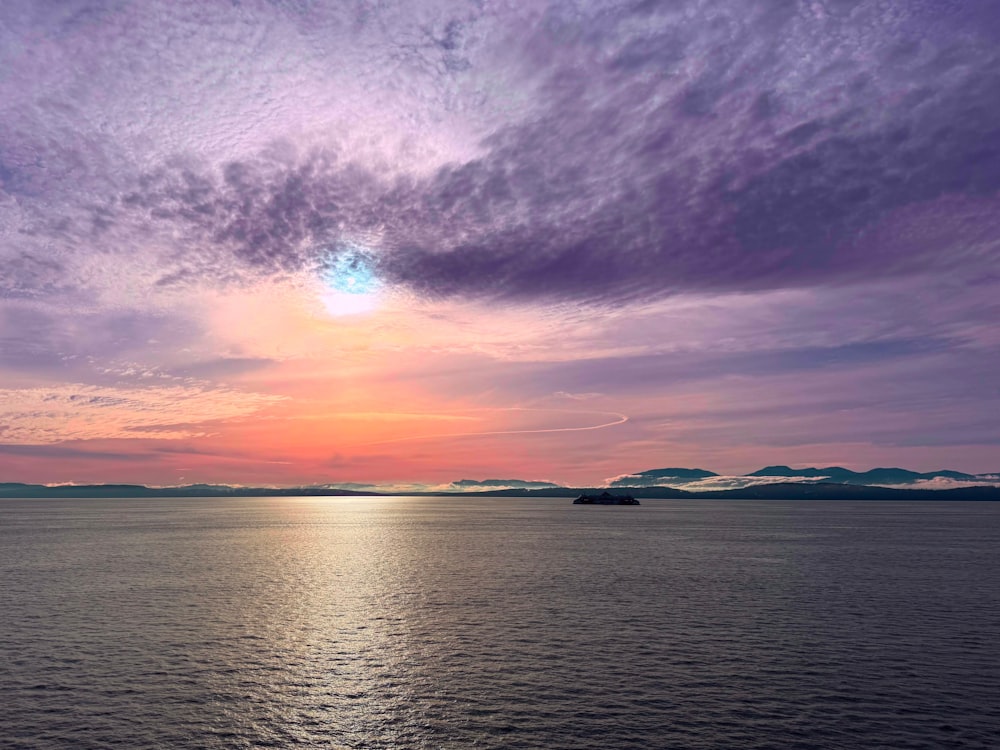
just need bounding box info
[572,491,640,505]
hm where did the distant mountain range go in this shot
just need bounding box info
[468,483,1000,501]
[745,465,985,485]
[2,470,1000,501]
[610,465,999,487]
[0,482,373,499]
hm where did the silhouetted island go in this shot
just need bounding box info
[573,491,640,505]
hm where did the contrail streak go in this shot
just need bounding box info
[358,408,629,446]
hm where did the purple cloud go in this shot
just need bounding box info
[1,0,996,305]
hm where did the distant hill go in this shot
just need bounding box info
[470,483,1000,500]
[682,482,1000,501]
[0,483,376,498]
[745,466,979,485]
[2,473,999,501]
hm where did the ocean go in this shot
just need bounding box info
[2,497,998,749]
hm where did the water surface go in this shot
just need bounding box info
[2,497,998,748]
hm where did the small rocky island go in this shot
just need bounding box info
[573,491,640,505]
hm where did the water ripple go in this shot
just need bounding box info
[2,498,999,748]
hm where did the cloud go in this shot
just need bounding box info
[320,478,564,494]
[554,391,603,401]
[0,443,147,461]
[3,0,999,307]
[0,383,285,443]
[358,407,628,446]
[448,478,562,491]
[605,472,826,491]
[0,297,212,382]
[172,357,277,379]
[874,476,1000,491]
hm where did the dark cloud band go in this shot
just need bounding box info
[56,0,1000,304]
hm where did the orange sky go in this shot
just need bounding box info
[3,273,998,487]
[3,1,1000,487]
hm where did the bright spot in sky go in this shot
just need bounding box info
[319,246,381,316]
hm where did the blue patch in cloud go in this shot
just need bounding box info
[321,244,380,296]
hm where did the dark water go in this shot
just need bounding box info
[2,498,999,749]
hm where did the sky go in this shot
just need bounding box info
[2,0,999,487]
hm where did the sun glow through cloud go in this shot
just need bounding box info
[319,245,382,317]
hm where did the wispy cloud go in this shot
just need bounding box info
[0,384,285,443]
[873,477,1000,491]
[604,471,829,491]
[358,407,628,446]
